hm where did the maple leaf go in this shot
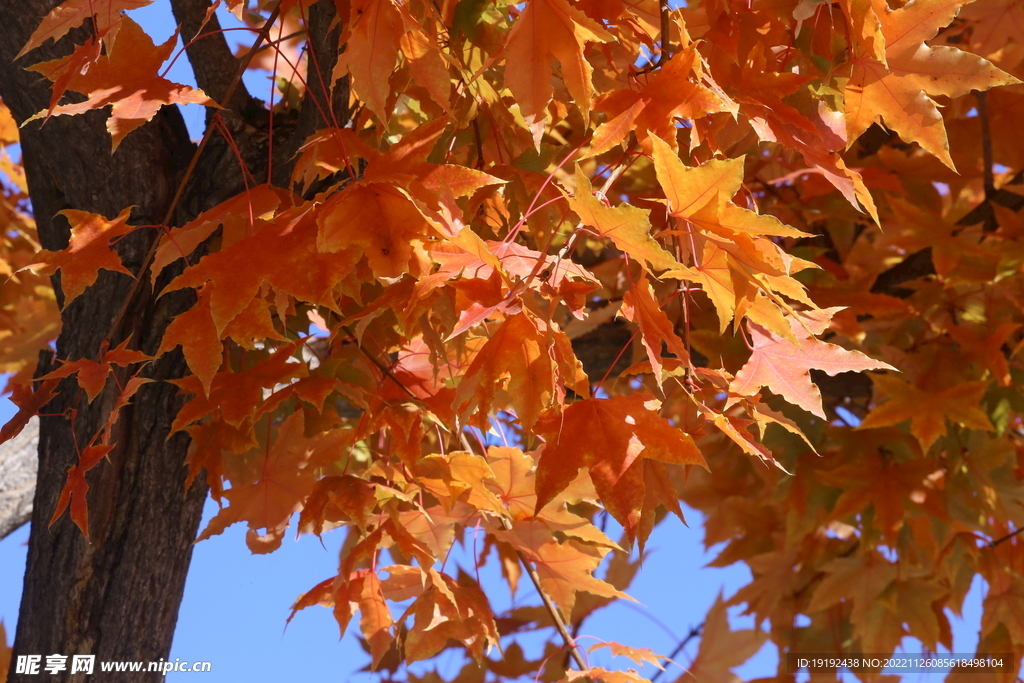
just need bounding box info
[454,312,557,430]
[196,412,352,553]
[167,200,357,334]
[317,181,434,279]
[150,185,287,286]
[21,207,135,307]
[0,378,60,447]
[334,0,403,122]
[492,520,631,619]
[534,394,706,547]
[729,308,895,419]
[620,273,689,384]
[564,166,684,273]
[404,569,499,664]
[648,135,814,332]
[39,338,151,402]
[806,550,898,632]
[50,443,116,537]
[858,373,995,452]
[948,323,1021,387]
[504,0,613,129]
[15,0,151,60]
[26,16,214,150]
[844,0,1020,169]
[817,450,946,541]
[156,284,223,397]
[591,45,730,155]
[588,642,666,669]
[484,446,618,547]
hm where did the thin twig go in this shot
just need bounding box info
[975,90,997,232]
[650,623,703,683]
[977,91,995,202]
[499,515,590,673]
[458,434,590,674]
[339,325,417,399]
[987,526,1024,549]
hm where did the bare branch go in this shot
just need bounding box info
[656,0,671,68]
[272,0,352,186]
[169,0,260,115]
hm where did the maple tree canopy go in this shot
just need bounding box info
[2,0,1024,680]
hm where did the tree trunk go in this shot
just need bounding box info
[0,4,211,680]
[0,2,350,680]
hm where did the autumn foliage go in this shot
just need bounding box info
[3,0,1024,680]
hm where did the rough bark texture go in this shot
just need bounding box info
[1,4,205,681]
[0,1,356,679]
[1,2,256,681]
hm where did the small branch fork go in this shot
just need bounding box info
[635,0,672,74]
[650,623,703,683]
[103,5,283,350]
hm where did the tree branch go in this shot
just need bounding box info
[656,0,671,68]
[650,623,703,683]
[169,0,260,115]
[975,90,998,232]
[499,515,591,673]
[271,0,351,187]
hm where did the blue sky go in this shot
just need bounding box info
[0,3,991,680]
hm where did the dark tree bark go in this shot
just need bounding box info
[0,1,348,680]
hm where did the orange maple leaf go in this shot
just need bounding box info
[15,0,151,60]
[455,312,559,430]
[0,378,60,447]
[620,273,689,385]
[534,394,706,546]
[317,181,434,279]
[504,0,613,129]
[22,207,135,306]
[167,200,356,334]
[729,308,895,419]
[493,520,631,619]
[858,373,995,452]
[197,412,352,553]
[844,0,1020,169]
[565,166,684,273]
[39,337,152,402]
[591,45,729,155]
[334,0,403,122]
[50,443,116,537]
[26,16,214,150]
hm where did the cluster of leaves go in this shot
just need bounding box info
[3,0,1024,680]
